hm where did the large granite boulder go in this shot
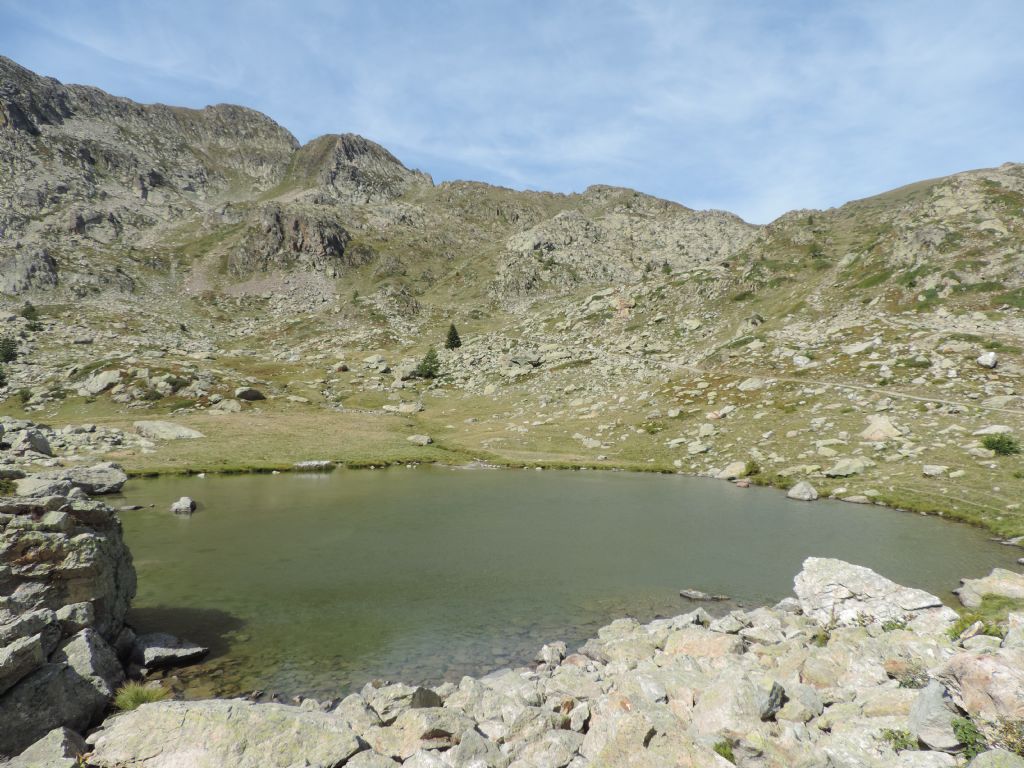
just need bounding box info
[933,648,1024,725]
[87,700,363,768]
[794,557,958,629]
[0,629,123,755]
[17,463,128,496]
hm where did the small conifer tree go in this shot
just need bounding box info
[445,323,462,350]
[415,347,440,379]
[0,337,16,363]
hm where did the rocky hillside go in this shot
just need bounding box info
[1,55,1022,537]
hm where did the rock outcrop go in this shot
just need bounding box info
[0,490,135,755]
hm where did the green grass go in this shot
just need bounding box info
[114,681,170,710]
[948,595,1024,639]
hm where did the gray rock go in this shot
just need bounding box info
[787,480,818,501]
[0,633,46,696]
[0,630,123,756]
[79,370,122,396]
[169,496,196,515]
[956,568,1024,609]
[8,727,87,768]
[133,421,204,440]
[87,699,361,768]
[968,751,1024,768]
[908,680,961,752]
[132,632,208,669]
[794,557,957,628]
[22,463,128,495]
[976,351,998,369]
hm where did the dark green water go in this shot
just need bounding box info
[117,467,1017,699]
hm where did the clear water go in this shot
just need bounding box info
[116,466,1017,699]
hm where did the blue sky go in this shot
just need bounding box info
[2,1,1023,223]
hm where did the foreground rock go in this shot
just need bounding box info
[794,556,958,630]
[87,700,362,768]
[0,493,136,755]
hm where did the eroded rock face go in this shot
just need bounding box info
[0,494,135,755]
[794,557,958,629]
[934,648,1024,725]
[87,699,362,768]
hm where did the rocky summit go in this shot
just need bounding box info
[2,54,1024,766]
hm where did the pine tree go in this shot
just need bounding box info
[414,347,441,379]
[0,337,16,364]
[445,323,462,350]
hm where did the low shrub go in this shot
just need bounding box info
[982,433,1021,456]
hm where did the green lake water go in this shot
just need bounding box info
[116,466,1018,699]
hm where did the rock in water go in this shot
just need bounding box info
[793,557,958,628]
[787,481,818,501]
[169,497,197,515]
[132,633,208,669]
[133,421,205,440]
[87,700,362,768]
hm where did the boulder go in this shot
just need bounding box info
[793,557,958,628]
[976,351,998,369]
[860,414,902,442]
[824,457,871,477]
[234,387,266,401]
[787,481,818,501]
[968,751,1024,768]
[20,463,128,495]
[15,476,73,498]
[78,370,122,396]
[8,727,87,768]
[0,630,123,756]
[87,700,361,768]
[170,496,196,515]
[132,632,208,669]
[933,648,1024,724]
[364,707,476,760]
[0,633,46,696]
[955,568,1024,609]
[133,421,205,440]
[716,461,748,480]
[908,680,961,752]
[11,429,53,456]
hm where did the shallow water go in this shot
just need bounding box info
[117,466,1017,699]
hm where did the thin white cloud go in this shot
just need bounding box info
[1,0,1022,222]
